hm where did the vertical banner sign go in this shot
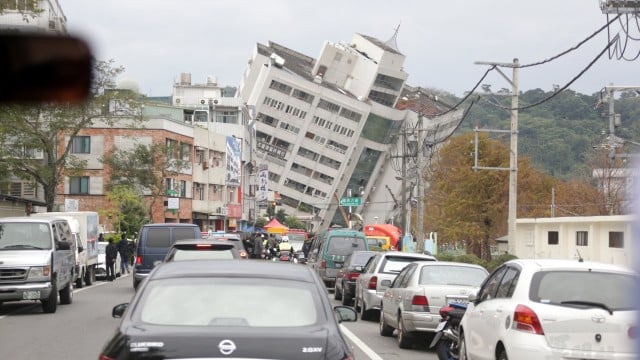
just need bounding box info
[226,136,241,187]
[257,163,268,204]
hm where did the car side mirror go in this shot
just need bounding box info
[354,265,363,272]
[112,303,128,318]
[333,305,357,323]
[468,292,478,304]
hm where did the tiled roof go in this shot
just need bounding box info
[396,87,454,117]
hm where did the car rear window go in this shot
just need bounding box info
[381,256,432,274]
[146,228,171,247]
[530,270,636,311]
[418,265,488,286]
[327,236,367,256]
[171,249,236,261]
[174,228,199,240]
[137,278,320,327]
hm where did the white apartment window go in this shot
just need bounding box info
[215,111,238,124]
[292,89,314,104]
[180,180,187,197]
[548,231,559,245]
[166,139,179,159]
[269,80,293,95]
[181,143,191,161]
[576,231,588,246]
[71,136,91,154]
[317,99,340,113]
[69,176,89,194]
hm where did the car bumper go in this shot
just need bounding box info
[362,289,383,310]
[401,310,440,332]
[0,282,53,301]
[492,331,638,360]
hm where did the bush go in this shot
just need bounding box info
[486,253,518,272]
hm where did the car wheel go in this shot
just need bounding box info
[133,278,140,290]
[360,298,370,321]
[397,314,413,349]
[59,281,73,305]
[334,281,342,300]
[41,280,58,313]
[459,331,468,360]
[341,288,352,306]
[379,307,394,336]
[497,347,508,360]
[75,272,83,288]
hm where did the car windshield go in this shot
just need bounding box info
[136,277,320,327]
[0,222,51,250]
[352,252,375,266]
[170,249,235,261]
[419,265,488,286]
[531,270,636,311]
[327,237,366,256]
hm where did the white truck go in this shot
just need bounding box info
[31,211,100,287]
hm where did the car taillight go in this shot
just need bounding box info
[135,255,142,265]
[412,295,429,306]
[99,355,114,360]
[347,272,360,281]
[513,304,544,335]
[196,244,212,249]
[629,326,637,339]
[320,260,326,269]
[368,276,377,290]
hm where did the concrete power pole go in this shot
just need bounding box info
[416,115,425,253]
[475,59,519,255]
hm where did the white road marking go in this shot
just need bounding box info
[340,323,385,360]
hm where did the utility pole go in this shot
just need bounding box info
[475,58,519,255]
[401,122,407,239]
[416,115,425,253]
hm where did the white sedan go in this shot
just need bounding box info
[459,258,637,360]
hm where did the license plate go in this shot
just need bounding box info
[435,320,447,332]
[23,291,40,300]
[448,298,468,305]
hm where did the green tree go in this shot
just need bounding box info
[103,185,149,237]
[101,142,191,220]
[284,216,306,230]
[0,60,143,211]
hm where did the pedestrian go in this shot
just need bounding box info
[302,236,312,259]
[252,233,264,259]
[117,233,130,274]
[105,238,118,281]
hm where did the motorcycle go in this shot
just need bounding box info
[429,302,467,360]
[278,250,292,262]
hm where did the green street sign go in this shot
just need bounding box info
[339,197,362,206]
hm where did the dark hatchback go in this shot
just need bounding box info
[100,260,358,360]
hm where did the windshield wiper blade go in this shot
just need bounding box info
[560,300,613,315]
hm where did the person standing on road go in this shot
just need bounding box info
[105,238,118,281]
[117,234,130,274]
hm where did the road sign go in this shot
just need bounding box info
[339,197,362,206]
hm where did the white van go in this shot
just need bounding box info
[0,216,76,313]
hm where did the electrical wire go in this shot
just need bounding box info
[520,14,621,68]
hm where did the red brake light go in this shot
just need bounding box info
[347,272,360,281]
[368,276,377,290]
[513,304,544,335]
[99,355,115,360]
[412,295,429,306]
[320,260,326,269]
[135,255,142,265]
[196,244,212,249]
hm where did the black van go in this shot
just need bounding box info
[132,223,201,289]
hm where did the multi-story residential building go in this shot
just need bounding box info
[0,0,66,33]
[238,32,459,232]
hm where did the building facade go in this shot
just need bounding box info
[0,0,67,33]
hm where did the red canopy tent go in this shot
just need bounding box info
[263,218,288,235]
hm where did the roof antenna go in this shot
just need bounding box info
[576,249,584,262]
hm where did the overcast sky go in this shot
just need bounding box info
[61,0,639,98]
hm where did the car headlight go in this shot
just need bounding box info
[28,265,51,279]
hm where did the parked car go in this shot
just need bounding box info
[335,250,377,306]
[0,216,76,313]
[307,227,369,289]
[96,241,122,280]
[132,223,202,289]
[163,239,240,261]
[379,261,488,348]
[100,260,358,359]
[355,251,436,320]
[458,258,637,360]
[208,232,249,259]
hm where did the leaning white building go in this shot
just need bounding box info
[238,33,419,231]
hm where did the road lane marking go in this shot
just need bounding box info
[339,324,385,360]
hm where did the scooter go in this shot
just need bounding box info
[429,302,467,360]
[278,250,291,262]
